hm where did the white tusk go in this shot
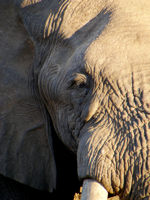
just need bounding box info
[81,179,108,200]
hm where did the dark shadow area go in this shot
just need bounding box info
[52,130,81,200]
[0,175,51,200]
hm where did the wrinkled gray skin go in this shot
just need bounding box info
[0,0,150,199]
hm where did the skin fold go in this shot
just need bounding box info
[0,0,150,199]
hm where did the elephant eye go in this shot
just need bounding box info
[68,73,88,89]
[78,82,87,88]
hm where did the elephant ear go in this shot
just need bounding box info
[0,1,56,192]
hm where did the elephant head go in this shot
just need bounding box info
[0,0,150,199]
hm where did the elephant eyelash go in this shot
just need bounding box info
[67,73,88,89]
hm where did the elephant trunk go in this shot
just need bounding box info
[81,179,108,200]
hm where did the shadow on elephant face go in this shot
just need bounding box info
[37,8,112,152]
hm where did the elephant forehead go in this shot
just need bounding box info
[50,0,150,72]
[44,0,150,38]
[84,9,150,76]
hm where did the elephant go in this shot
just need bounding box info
[0,0,150,199]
